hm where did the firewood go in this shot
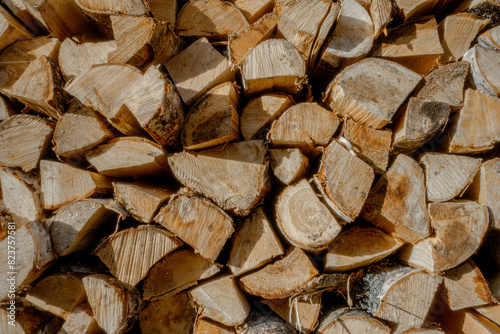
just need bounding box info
[0,115,53,171]
[236,311,299,334]
[393,0,439,22]
[453,0,500,21]
[142,249,221,300]
[476,304,500,327]
[268,102,341,157]
[190,274,251,326]
[438,306,500,334]
[261,295,321,333]
[114,182,173,224]
[317,308,391,334]
[277,0,341,71]
[479,26,500,50]
[275,179,342,252]
[233,0,273,23]
[269,148,309,185]
[2,0,48,35]
[238,247,319,299]
[0,95,15,121]
[59,302,103,334]
[241,39,306,96]
[316,140,375,222]
[445,89,500,153]
[182,81,240,150]
[393,326,445,333]
[463,45,500,96]
[168,140,270,216]
[94,225,182,287]
[176,0,249,41]
[325,58,421,129]
[370,0,393,37]
[194,317,236,334]
[228,207,284,277]
[1,301,62,333]
[40,160,113,210]
[86,137,169,178]
[82,274,140,334]
[420,153,481,202]
[147,0,177,25]
[392,97,450,153]
[139,292,197,334]
[165,37,235,106]
[0,6,33,51]
[240,93,293,140]
[398,201,489,273]
[155,191,234,262]
[324,225,403,272]
[373,16,443,75]
[363,154,430,243]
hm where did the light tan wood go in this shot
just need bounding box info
[476,304,500,326]
[3,0,48,35]
[438,306,500,334]
[95,225,182,287]
[463,45,500,96]
[168,140,270,216]
[0,95,15,121]
[233,0,274,23]
[1,301,62,334]
[236,311,299,334]
[59,302,103,334]
[393,325,445,333]
[394,0,439,21]
[147,0,177,25]
[269,148,309,185]
[165,37,235,106]
[370,0,392,37]
[317,308,391,334]
[194,317,236,334]
[155,191,234,262]
[0,6,33,51]
[261,295,321,333]
[325,58,421,129]
[479,26,500,50]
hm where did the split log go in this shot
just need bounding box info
[370,0,393,37]
[2,0,48,35]
[40,160,113,210]
[241,39,306,96]
[114,182,173,224]
[463,45,500,96]
[86,137,169,178]
[438,307,500,334]
[275,179,342,252]
[228,207,284,277]
[176,0,249,41]
[325,58,421,129]
[82,274,140,334]
[155,192,234,262]
[393,0,439,21]
[94,225,182,287]
[316,140,375,222]
[393,326,445,333]
[240,93,293,140]
[194,317,236,334]
[398,201,489,273]
[142,248,221,300]
[235,311,298,334]
[479,26,500,50]
[165,37,235,106]
[139,292,197,334]
[0,301,62,334]
[452,0,500,23]
[181,81,240,150]
[373,16,443,75]
[59,302,103,334]
[317,308,391,334]
[324,225,403,272]
[0,115,53,171]
[238,247,319,299]
[269,148,309,185]
[233,0,274,23]
[261,295,321,333]
[147,0,177,25]
[189,274,251,326]
[0,6,33,51]
[363,154,430,243]
[168,140,270,216]
[476,304,500,326]
[420,153,481,202]
[0,95,15,121]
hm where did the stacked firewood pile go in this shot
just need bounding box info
[0,0,500,333]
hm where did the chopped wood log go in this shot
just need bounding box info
[444,89,500,153]
[363,154,430,243]
[238,247,319,299]
[393,0,439,22]
[452,0,500,22]
[373,16,444,75]
[438,306,500,334]
[235,311,298,334]
[165,37,235,106]
[490,272,500,301]
[147,0,177,25]
[420,153,481,202]
[114,182,173,224]
[94,225,182,287]
[241,39,306,96]
[176,0,249,41]
[268,102,340,157]
[0,115,53,171]
[1,301,62,334]
[228,207,284,277]
[240,93,293,140]
[59,301,103,334]
[40,160,113,210]
[316,140,375,222]
[155,191,234,262]
[324,225,403,272]
[479,26,500,50]
[0,6,33,51]
[181,81,240,150]
[168,140,270,216]
[370,0,393,37]
[316,308,391,334]
[0,220,53,301]
[3,0,48,35]
[476,304,500,326]
[277,0,341,71]
[82,274,140,334]
[463,45,500,96]
[269,148,309,185]
[325,58,421,129]
[139,292,197,334]
[233,0,274,23]
[194,317,236,334]
[190,274,251,326]
[142,248,221,300]
[393,325,445,333]
[275,179,342,252]
[0,95,15,121]
[86,137,169,178]
[398,201,489,273]
[392,97,450,153]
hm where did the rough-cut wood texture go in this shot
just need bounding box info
[147,0,177,25]
[370,0,392,37]
[476,304,500,326]
[0,301,62,333]
[236,311,299,334]
[317,308,391,334]
[3,0,47,35]
[393,0,438,21]
[262,295,321,333]
[479,26,500,50]
[233,0,274,23]
[0,95,15,121]
[438,305,500,334]
[0,6,33,51]
[59,301,103,334]
[194,316,236,334]
[463,44,500,96]
[269,148,309,185]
